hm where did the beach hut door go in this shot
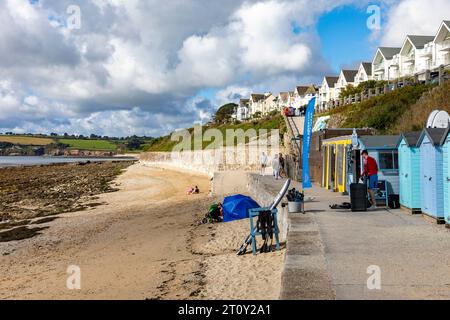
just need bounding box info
[400,144,410,206]
[422,143,433,212]
[328,146,336,190]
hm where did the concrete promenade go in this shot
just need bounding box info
[253,175,450,300]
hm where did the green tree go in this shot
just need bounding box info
[215,103,237,124]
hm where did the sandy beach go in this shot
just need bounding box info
[0,163,284,300]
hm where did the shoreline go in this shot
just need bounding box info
[0,156,138,169]
[0,162,285,300]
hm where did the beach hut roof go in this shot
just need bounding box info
[359,135,399,150]
[440,126,450,145]
[396,132,422,147]
[417,128,447,146]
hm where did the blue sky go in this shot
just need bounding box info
[318,5,378,72]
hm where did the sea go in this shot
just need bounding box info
[0,156,138,168]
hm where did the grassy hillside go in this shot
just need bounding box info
[0,135,55,146]
[144,114,286,152]
[323,84,435,134]
[58,139,117,151]
[393,81,450,133]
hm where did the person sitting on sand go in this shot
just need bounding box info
[187,186,200,195]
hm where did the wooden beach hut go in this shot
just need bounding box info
[441,126,450,226]
[397,132,422,213]
[417,128,447,223]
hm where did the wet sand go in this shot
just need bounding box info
[0,163,284,300]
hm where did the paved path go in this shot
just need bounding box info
[306,186,450,300]
[254,175,450,300]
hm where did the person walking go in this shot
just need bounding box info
[362,150,378,210]
[260,152,268,176]
[279,154,286,178]
[272,154,281,180]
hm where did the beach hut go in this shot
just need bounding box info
[322,136,353,193]
[441,126,450,225]
[396,132,422,213]
[357,135,401,197]
[417,128,447,222]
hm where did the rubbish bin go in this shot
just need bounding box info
[350,183,367,212]
[288,201,304,213]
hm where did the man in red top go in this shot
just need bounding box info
[362,150,378,210]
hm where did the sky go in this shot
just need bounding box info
[0,0,449,137]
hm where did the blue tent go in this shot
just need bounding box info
[222,194,260,222]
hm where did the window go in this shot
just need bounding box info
[378,151,398,170]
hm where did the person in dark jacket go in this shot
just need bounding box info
[362,150,378,210]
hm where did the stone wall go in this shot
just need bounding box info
[140,145,284,177]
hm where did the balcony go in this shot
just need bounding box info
[420,46,433,58]
[438,39,450,52]
[403,53,415,64]
[373,63,384,72]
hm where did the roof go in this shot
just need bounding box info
[418,128,447,146]
[324,76,339,88]
[239,98,249,103]
[444,21,450,29]
[250,94,265,102]
[341,70,358,82]
[295,86,309,96]
[359,135,400,149]
[322,135,353,144]
[441,126,450,145]
[397,132,421,147]
[361,62,372,76]
[378,47,401,59]
[305,85,319,94]
[406,35,435,49]
[279,92,289,101]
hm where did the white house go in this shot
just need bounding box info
[277,92,290,110]
[249,93,266,117]
[235,98,250,121]
[302,85,319,107]
[292,86,309,108]
[399,35,435,78]
[433,21,450,68]
[372,47,401,81]
[262,93,277,115]
[334,69,358,99]
[354,62,373,85]
[318,76,338,111]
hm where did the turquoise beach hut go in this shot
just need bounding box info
[441,126,450,225]
[397,132,422,213]
[417,128,447,222]
[358,135,400,196]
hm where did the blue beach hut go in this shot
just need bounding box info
[417,128,447,223]
[441,126,450,225]
[357,135,400,196]
[396,132,422,213]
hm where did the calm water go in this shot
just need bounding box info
[0,156,138,167]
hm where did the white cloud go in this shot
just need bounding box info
[380,0,450,46]
[1,0,418,136]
